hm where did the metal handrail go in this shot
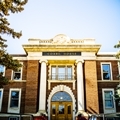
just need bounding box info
[48,75,75,80]
[0,113,33,120]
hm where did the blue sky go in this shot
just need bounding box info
[5,0,120,54]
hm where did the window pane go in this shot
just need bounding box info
[67,66,72,80]
[0,65,4,73]
[52,67,56,74]
[0,91,1,99]
[13,67,22,80]
[105,100,113,108]
[58,67,65,74]
[59,105,64,114]
[67,66,72,74]
[14,73,21,80]
[51,67,56,80]
[52,104,56,114]
[68,105,71,114]
[103,73,111,80]
[102,64,111,80]
[10,91,19,107]
[58,67,65,80]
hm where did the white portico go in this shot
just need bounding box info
[23,34,101,120]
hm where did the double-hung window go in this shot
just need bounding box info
[8,89,21,113]
[12,63,22,80]
[0,89,3,112]
[104,91,114,108]
[51,65,72,80]
[102,89,116,113]
[101,63,112,80]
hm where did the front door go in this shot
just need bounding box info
[51,91,73,120]
[51,101,72,120]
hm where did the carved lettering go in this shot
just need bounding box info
[42,52,81,56]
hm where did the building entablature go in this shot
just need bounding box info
[23,34,101,54]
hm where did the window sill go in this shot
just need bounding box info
[8,107,20,113]
[98,80,120,82]
[9,80,26,82]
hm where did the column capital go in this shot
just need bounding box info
[75,59,84,64]
[39,59,48,64]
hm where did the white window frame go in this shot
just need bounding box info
[0,65,5,76]
[0,89,3,112]
[101,62,113,80]
[8,88,21,113]
[102,89,116,114]
[118,61,120,77]
[11,62,23,81]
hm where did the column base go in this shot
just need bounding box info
[32,110,48,117]
[76,110,89,119]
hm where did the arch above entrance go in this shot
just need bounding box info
[47,85,76,120]
[51,91,72,101]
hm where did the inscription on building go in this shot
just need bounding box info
[42,52,81,56]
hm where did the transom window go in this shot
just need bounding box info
[101,63,112,80]
[51,92,72,101]
[51,65,72,80]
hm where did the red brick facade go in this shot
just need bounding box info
[84,61,99,114]
[0,35,119,120]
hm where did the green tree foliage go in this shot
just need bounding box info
[0,0,28,88]
[114,41,120,59]
[114,41,120,101]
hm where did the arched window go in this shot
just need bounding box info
[51,92,72,101]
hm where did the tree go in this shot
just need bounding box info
[114,41,120,59]
[0,0,28,88]
[114,41,120,101]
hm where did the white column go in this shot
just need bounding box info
[76,59,84,112]
[39,60,48,113]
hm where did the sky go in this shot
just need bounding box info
[5,0,120,54]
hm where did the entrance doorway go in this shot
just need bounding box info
[51,92,72,120]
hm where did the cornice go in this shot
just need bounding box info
[22,44,101,53]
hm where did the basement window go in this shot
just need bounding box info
[9,117,19,120]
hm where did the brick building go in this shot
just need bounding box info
[0,34,120,120]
